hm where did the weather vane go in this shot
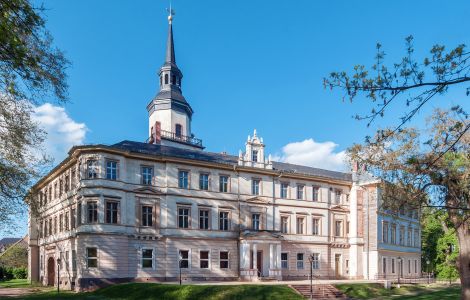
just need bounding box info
[167,2,175,24]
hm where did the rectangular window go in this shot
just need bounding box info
[382,222,389,243]
[64,175,70,193]
[312,218,320,236]
[105,201,119,224]
[59,214,63,232]
[106,160,118,180]
[65,251,69,271]
[335,190,342,204]
[71,169,76,189]
[391,225,396,244]
[281,216,289,234]
[220,251,229,269]
[296,185,304,200]
[71,208,76,229]
[141,166,153,185]
[251,179,260,195]
[65,212,69,231]
[312,253,320,270]
[199,173,209,190]
[219,211,229,231]
[312,187,319,201]
[252,214,260,230]
[407,228,412,246]
[335,220,342,237]
[77,203,81,226]
[296,217,305,234]
[199,209,209,230]
[87,160,98,179]
[383,257,387,274]
[280,183,288,199]
[296,253,304,269]
[414,260,417,273]
[200,251,209,268]
[54,216,57,234]
[86,247,98,268]
[178,207,190,228]
[252,150,258,162]
[40,255,43,271]
[281,253,288,269]
[59,179,63,197]
[408,259,411,274]
[219,175,229,193]
[392,258,395,273]
[142,206,153,227]
[179,250,189,268]
[414,229,419,247]
[142,249,153,269]
[72,250,77,271]
[178,170,189,189]
[399,226,405,245]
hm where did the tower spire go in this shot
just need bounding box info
[165,6,176,64]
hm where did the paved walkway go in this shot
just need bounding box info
[164,279,379,285]
[0,287,45,298]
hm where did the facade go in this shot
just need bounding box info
[27,14,421,291]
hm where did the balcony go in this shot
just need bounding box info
[147,130,203,148]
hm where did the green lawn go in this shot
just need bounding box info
[335,283,461,300]
[0,279,36,288]
[11,283,304,300]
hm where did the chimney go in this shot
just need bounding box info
[154,121,161,144]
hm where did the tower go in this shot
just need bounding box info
[147,9,202,149]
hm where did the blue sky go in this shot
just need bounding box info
[4,0,470,238]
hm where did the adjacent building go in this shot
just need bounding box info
[27,13,421,291]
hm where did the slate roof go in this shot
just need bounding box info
[111,140,352,182]
[0,238,21,246]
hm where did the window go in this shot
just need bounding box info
[391,225,396,244]
[280,183,288,199]
[72,250,77,271]
[141,166,153,185]
[251,150,258,162]
[179,250,189,268]
[175,124,182,137]
[220,251,229,269]
[296,185,304,200]
[59,214,63,232]
[252,214,260,230]
[54,182,58,199]
[408,259,411,274]
[39,221,43,238]
[200,251,209,268]
[65,212,69,231]
[199,209,209,230]
[382,222,389,243]
[65,251,69,271]
[281,216,289,234]
[219,175,229,192]
[219,211,229,231]
[64,175,69,193]
[399,226,405,245]
[86,247,98,268]
[312,187,319,201]
[71,208,76,229]
[251,179,260,195]
[87,201,98,223]
[54,216,57,234]
[383,257,387,274]
[87,160,98,179]
[296,253,304,269]
[312,253,320,270]
[296,217,305,234]
[40,255,43,271]
[178,170,189,189]
[312,218,320,236]
[164,74,168,84]
[199,173,209,190]
[335,190,342,204]
[142,249,153,268]
[414,260,417,273]
[59,179,63,197]
[407,228,412,246]
[106,160,118,180]
[392,258,395,273]
[71,169,76,189]
[281,253,288,269]
[178,207,190,228]
[106,201,119,224]
[77,203,82,226]
[142,206,153,227]
[335,220,343,237]
[414,229,419,247]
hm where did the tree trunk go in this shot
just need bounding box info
[456,224,470,300]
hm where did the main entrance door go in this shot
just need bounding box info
[47,257,55,286]
[334,254,341,279]
[256,251,262,277]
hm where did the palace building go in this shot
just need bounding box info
[27,13,421,291]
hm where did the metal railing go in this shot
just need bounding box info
[146,130,203,147]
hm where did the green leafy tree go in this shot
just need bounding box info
[421,208,445,273]
[0,0,69,232]
[435,228,459,281]
[0,245,28,268]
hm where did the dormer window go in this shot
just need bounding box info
[251,150,258,162]
[164,74,169,84]
[175,124,182,137]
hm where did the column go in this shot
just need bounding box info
[269,244,274,269]
[276,244,282,269]
[252,243,257,271]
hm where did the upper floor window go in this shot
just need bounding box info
[71,169,76,189]
[296,217,305,234]
[59,214,63,232]
[199,209,209,230]
[175,124,182,137]
[87,160,98,179]
[335,190,342,204]
[399,226,405,245]
[178,207,190,228]
[141,166,153,185]
[59,179,63,197]
[105,201,119,224]
[382,222,389,243]
[296,185,304,200]
[281,216,289,234]
[86,247,98,268]
[252,179,260,195]
[142,206,153,227]
[335,220,343,237]
[106,160,118,180]
[178,170,189,189]
[65,212,69,231]
[87,201,98,223]
[312,187,319,202]
[280,183,288,199]
[391,225,397,244]
[252,214,260,230]
[219,175,229,193]
[251,150,258,162]
[219,211,229,231]
[199,173,209,190]
[407,228,412,246]
[64,175,70,193]
[414,229,419,247]
[312,218,320,236]
[164,74,169,84]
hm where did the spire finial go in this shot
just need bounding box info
[167,3,175,24]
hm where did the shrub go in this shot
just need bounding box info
[12,267,27,279]
[0,267,14,280]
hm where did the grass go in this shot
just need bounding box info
[10,283,305,300]
[0,279,38,288]
[335,283,461,300]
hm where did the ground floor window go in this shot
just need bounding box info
[200,251,209,269]
[383,257,387,274]
[220,251,229,269]
[142,249,153,269]
[414,260,417,273]
[297,253,304,269]
[281,253,288,269]
[86,247,98,268]
[180,250,189,268]
[391,258,395,274]
[72,250,77,271]
[408,259,411,274]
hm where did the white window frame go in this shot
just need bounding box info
[296,253,304,270]
[179,249,191,270]
[281,252,289,269]
[141,248,155,269]
[199,249,210,269]
[86,247,98,269]
[312,218,320,236]
[311,253,320,270]
[219,250,230,269]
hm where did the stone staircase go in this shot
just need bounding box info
[290,284,349,299]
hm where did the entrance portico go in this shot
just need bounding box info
[239,231,283,281]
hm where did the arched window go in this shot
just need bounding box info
[175,124,182,137]
[164,74,168,84]
[172,75,176,85]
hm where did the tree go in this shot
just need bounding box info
[0,0,69,232]
[0,245,28,268]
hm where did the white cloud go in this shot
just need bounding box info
[33,103,87,163]
[275,138,348,172]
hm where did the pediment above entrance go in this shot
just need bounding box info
[245,196,270,204]
[331,205,349,212]
[240,230,283,240]
[133,186,164,195]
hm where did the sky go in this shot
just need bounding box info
[3,0,470,238]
